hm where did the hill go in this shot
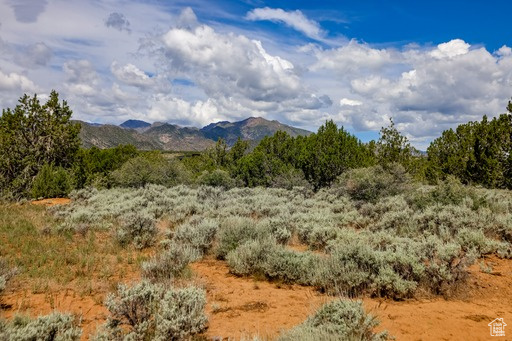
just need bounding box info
[119,119,151,130]
[201,117,311,145]
[77,117,311,151]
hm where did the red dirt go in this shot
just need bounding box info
[1,255,511,340]
[31,198,71,206]
[191,256,512,341]
[190,258,330,340]
[1,288,108,338]
[364,255,512,341]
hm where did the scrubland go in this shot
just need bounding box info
[1,166,512,340]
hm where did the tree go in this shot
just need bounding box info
[296,120,373,189]
[0,91,80,198]
[426,102,512,188]
[376,119,416,167]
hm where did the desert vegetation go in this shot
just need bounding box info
[1,92,512,339]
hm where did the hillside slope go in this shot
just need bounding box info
[78,117,311,151]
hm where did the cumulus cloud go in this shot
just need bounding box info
[160,23,302,102]
[246,7,325,40]
[105,12,131,32]
[312,40,398,75]
[63,59,100,96]
[0,69,37,91]
[430,39,470,59]
[314,39,512,148]
[111,61,151,87]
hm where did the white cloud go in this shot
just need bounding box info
[340,98,362,106]
[312,40,398,75]
[111,61,154,89]
[0,69,37,91]
[158,22,323,108]
[1,1,511,149]
[246,7,325,40]
[313,39,512,148]
[430,39,470,59]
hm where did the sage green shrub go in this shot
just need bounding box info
[115,212,158,249]
[142,243,200,282]
[96,281,207,341]
[0,313,81,341]
[172,218,218,255]
[0,258,16,296]
[215,216,265,259]
[278,299,388,341]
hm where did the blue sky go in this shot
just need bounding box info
[0,0,511,148]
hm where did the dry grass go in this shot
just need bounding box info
[0,203,147,295]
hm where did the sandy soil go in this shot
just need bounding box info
[31,198,71,206]
[364,255,512,341]
[191,256,512,341]
[190,258,330,340]
[1,255,511,340]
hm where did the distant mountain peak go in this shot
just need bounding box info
[79,117,311,151]
[120,119,151,129]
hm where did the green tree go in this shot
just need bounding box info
[296,120,373,189]
[110,152,191,188]
[0,91,80,198]
[73,145,138,188]
[376,119,415,167]
[426,102,512,188]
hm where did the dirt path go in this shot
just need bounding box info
[192,256,512,341]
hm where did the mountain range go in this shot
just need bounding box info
[77,117,311,151]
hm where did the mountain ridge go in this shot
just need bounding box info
[77,117,311,151]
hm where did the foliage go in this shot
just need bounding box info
[427,107,512,188]
[0,258,16,296]
[56,177,512,300]
[115,213,158,249]
[0,313,82,340]
[333,164,412,203]
[197,169,237,189]
[294,121,374,190]
[31,164,73,199]
[278,300,388,341]
[110,152,191,188]
[72,145,138,189]
[96,281,207,341]
[142,243,200,282]
[0,91,80,198]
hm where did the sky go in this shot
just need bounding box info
[0,0,511,149]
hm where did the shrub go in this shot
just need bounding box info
[142,243,200,282]
[31,164,72,199]
[270,168,311,190]
[226,239,274,277]
[154,286,208,340]
[278,299,388,341]
[172,218,219,255]
[0,313,82,340]
[227,238,319,285]
[263,247,319,285]
[334,164,412,203]
[111,153,191,188]
[197,169,236,189]
[215,216,264,259]
[96,281,207,341]
[0,258,16,295]
[115,213,158,249]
